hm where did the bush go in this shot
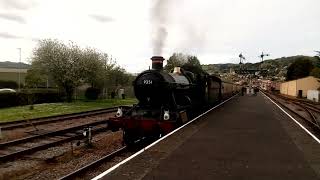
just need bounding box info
[0,89,64,108]
[0,92,18,108]
[0,80,18,89]
[85,87,101,100]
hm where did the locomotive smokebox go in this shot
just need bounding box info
[151,56,164,70]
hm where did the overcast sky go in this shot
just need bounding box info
[0,0,319,72]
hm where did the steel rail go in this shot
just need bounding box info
[264,92,320,130]
[0,106,131,130]
[0,126,111,162]
[59,146,128,180]
[271,93,320,111]
[291,101,320,127]
[0,119,111,148]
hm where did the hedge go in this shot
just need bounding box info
[0,80,18,89]
[85,87,101,100]
[0,89,65,108]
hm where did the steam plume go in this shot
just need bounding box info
[151,0,169,55]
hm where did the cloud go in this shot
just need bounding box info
[89,14,115,23]
[0,0,35,10]
[0,13,26,24]
[31,37,40,42]
[0,32,22,39]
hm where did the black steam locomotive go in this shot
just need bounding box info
[109,56,240,145]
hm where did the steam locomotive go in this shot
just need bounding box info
[109,56,241,145]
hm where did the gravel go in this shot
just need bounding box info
[0,130,123,180]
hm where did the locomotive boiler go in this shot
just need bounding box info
[109,56,240,145]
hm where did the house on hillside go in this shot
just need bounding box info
[280,76,320,98]
[260,80,281,91]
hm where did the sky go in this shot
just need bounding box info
[0,0,319,73]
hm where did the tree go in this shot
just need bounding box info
[25,68,47,88]
[186,55,201,68]
[31,39,132,101]
[31,39,88,102]
[314,55,320,68]
[316,51,320,58]
[106,66,132,90]
[310,67,320,78]
[81,49,109,88]
[164,53,186,72]
[164,53,201,72]
[286,57,314,81]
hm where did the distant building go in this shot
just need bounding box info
[0,68,28,85]
[280,76,320,98]
[260,80,281,91]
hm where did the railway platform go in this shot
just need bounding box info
[97,93,320,180]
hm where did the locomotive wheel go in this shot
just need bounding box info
[123,130,136,146]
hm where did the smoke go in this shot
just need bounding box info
[150,0,209,55]
[150,0,169,55]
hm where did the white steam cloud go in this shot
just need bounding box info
[150,0,169,56]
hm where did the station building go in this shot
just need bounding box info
[0,68,28,85]
[280,76,320,98]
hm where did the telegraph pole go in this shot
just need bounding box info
[239,53,246,73]
[259,52,269,63]
[260,52,270,62]
[259,52,269,72]
[17,48,21,91]
[104,54,108,99]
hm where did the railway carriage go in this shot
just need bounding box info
[221,81,233,99]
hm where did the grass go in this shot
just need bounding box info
[0,98,137,123]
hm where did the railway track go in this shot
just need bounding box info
[272,93,320,111]
[59,146,129,180]
[264,91,320,131]
[0,106,131,130]
[0,119,112,162]
[58,95,240,180]
[291,101,320,127]
[270,92,320,127]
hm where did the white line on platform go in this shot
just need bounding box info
[92,94,239,180]
[262,92,320,144]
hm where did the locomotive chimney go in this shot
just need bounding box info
[151,56,164,70]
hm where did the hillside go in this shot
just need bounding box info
[0,61,30,69]
[202,55,320,78]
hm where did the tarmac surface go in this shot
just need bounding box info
[101,93,320,180]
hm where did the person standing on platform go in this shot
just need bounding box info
[254,87,259,96]
[241,87,246,96]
